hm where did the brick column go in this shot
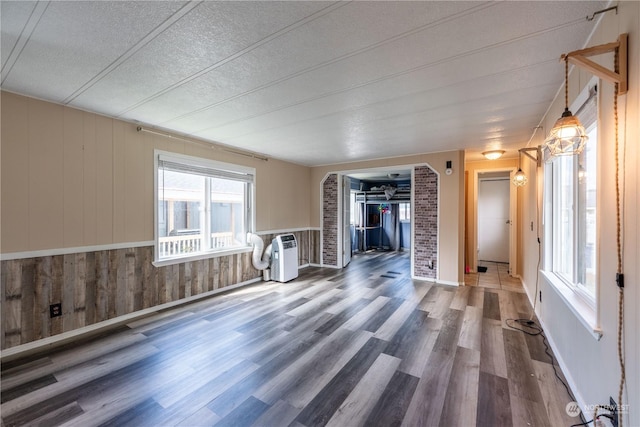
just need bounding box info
[414,165,438,279]
[322,174,339,266]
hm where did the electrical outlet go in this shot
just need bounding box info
[609,396,619,427]
[50,303,62,318]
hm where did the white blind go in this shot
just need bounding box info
[576,85,597,128]
[158,155,254,183]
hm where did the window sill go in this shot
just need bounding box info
[541,270,602,341]
[153,246,253,267]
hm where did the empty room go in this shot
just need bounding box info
[1,1,638,426]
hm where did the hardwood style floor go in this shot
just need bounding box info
[1,252,577,427]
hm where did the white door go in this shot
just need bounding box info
[342,176,351,267]
[478,178,510,263]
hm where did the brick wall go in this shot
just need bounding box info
[322,174,339,266]
[414,165,438,279]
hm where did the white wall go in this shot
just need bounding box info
[520,3,639,425]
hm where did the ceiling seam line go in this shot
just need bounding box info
[217,81,559,143]
[253,110,546,160]
[61,1,203,105]
[189,46,564,135]
[152,1,501,126]
[162,15,588,130]
[113,1,350,117]
[222,98,552,148]
[208,61,560,141]
[1,1,50,86]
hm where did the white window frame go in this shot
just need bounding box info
[542,77,601,337]
[399,202,411,222]
[153,150,255,266]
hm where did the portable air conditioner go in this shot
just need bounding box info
[271,234,298,282]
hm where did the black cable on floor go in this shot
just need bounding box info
[505,318,588,426]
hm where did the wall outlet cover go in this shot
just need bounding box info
[50,303,62,318]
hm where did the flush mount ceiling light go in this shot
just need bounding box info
[545,58,588,157]
[482,150,505,160]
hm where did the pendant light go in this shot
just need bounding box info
[544,58,588,157]
[512,150,527,187]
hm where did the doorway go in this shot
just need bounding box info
[339,168,412,268]
[477,173,510,263]
[471,168,517,275]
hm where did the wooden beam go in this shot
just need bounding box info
[519,147,541,167]
[563,41,620,59]
[567,55,622,86]
[561,33,628,95]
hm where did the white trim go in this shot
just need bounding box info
[411,275,460,287]
[541,270,602,340]
[1,241,154,261]
[319,173,330,267]
[337,174,344,268]
[472,167,518,276]
[152,246,253,267]
[0,277,262,363]
[156,149,256,176]
[256,227,315,235]
[412,166,421,280]
[0,227,321,265]
[412,275,435,282]
[435,279,462,287]
[154,149,256,265]
[435,165,441,283]
[541,76,601,337]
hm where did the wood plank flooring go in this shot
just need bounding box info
[1,253,577,427]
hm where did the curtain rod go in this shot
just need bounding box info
[136,126,269,161]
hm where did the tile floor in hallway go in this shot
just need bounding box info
[465,261,525,293]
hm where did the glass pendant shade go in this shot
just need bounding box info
[545,108,588,157]
[512,168,527,187]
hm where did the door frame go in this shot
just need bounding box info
[472,167,518,275]
[342,175,352,267]
[335,166,414,270]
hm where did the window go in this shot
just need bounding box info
[399,202,411,222]
[545,83,597,302]
[155,151,254,263]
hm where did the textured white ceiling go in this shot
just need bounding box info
[1,1,608,166]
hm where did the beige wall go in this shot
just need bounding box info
[0,92,311,253]
[310,150,465,285]
[518,3,639,425]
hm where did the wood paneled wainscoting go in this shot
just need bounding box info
[0,252,577,426]
[1,229,320,351]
